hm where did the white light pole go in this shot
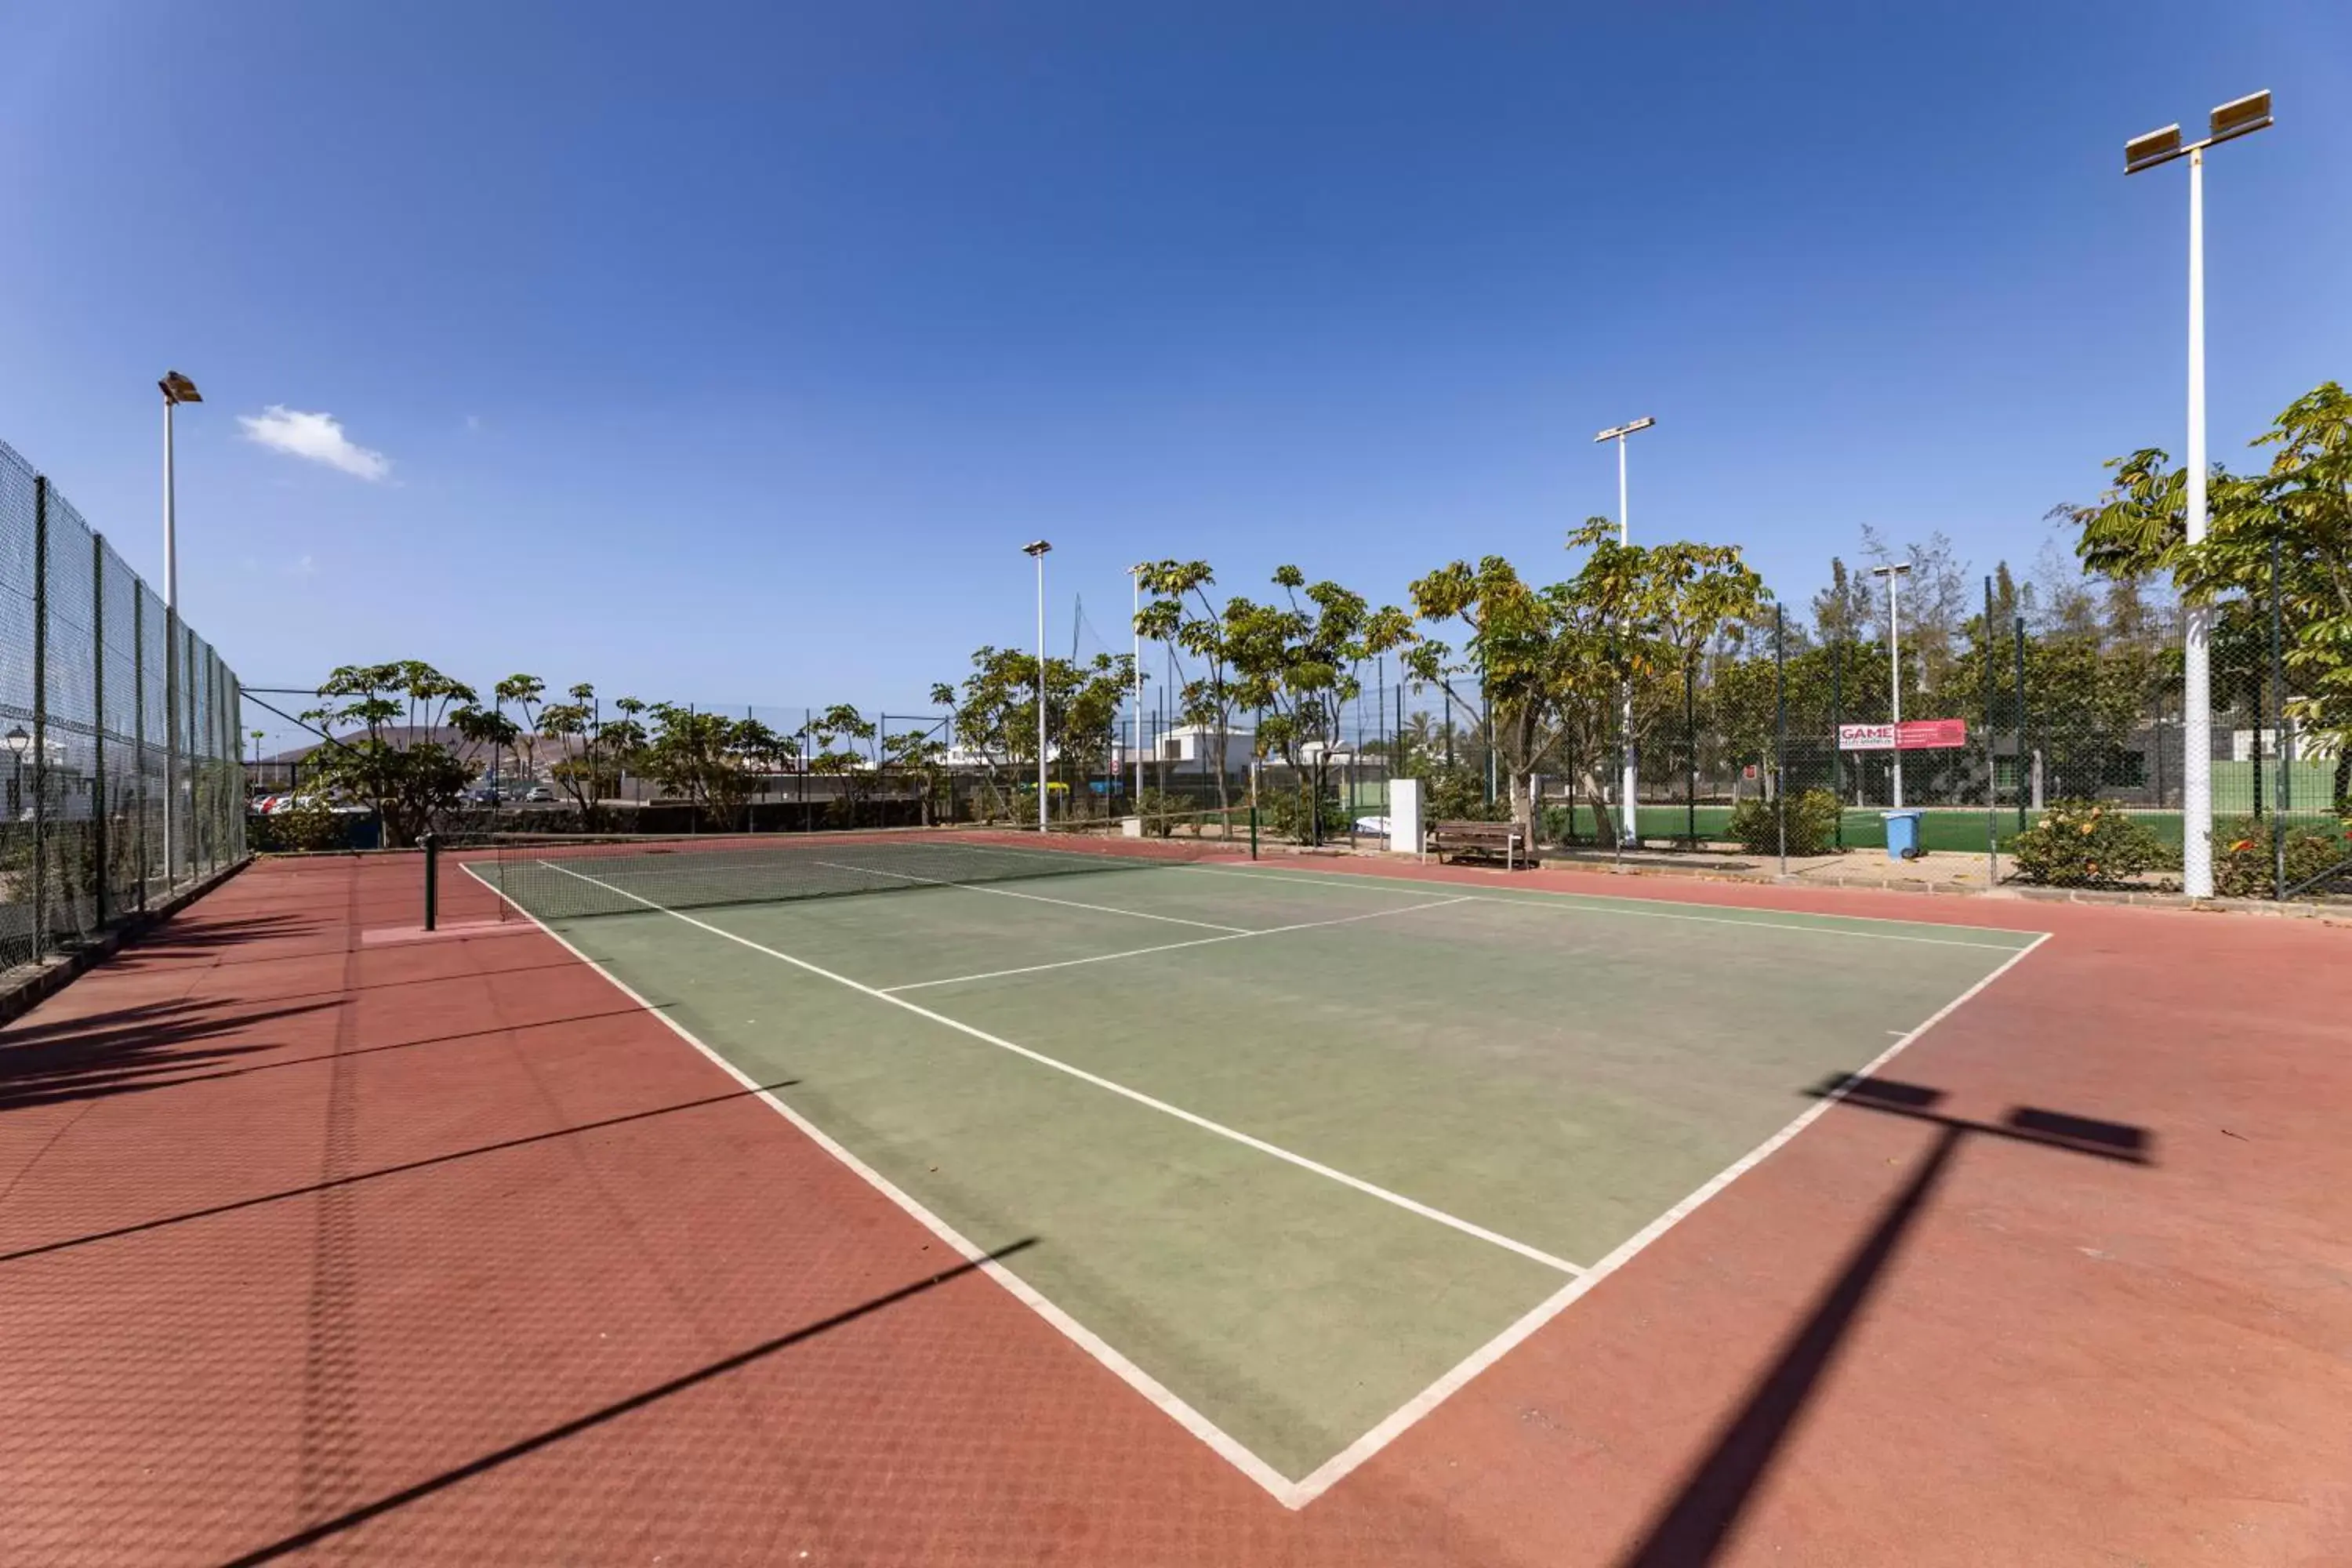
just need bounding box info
[1129,564,1147,805]
[1871,561,1913,808]
[159,370,201,884]
[2125,89,2272,899]
[1594,416,1655,840]
[1024,540,1052,831]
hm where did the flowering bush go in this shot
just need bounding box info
[2011,799,2172,887]
[2212,815,2352,899]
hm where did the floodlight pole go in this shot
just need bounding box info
[2125,89,2270,898]
[1882,565,1907,809]
[1025,542,1052,830]
[159,372,201,885]
[1595,416,1655,841]
[2180,147,2212,898]
[1130,564,1145,804]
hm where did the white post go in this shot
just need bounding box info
[1617,434,1638,840]
[1131,566,1144,804]
[162,394,178,884]
[2180,148,2213,898]
[1035,550,1049,831]
[1886,568,1905,810]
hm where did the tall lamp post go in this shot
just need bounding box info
[159,370,201,885]
[1129,564,1147,805]
[2125,89,2271,899]
[1023,540,1053,831]
[1594,416,1655,840]
[1871,561,1913,808]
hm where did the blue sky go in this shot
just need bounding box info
[4,1,2347,732]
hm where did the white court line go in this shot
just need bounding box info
[1279,927,2055,1507]
[536,858,1581,1278]
[1174,862,2042,951]
[882,896,1475,993]
[811,859,1250,934]
[459,862,1300,1503]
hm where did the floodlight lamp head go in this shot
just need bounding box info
[159,370,202,405]
[1592,416,1657,443]
[2209,89,2272,142]
[1022,539,1053,557]
[1870,561,1914,579]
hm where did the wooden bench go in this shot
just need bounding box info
[1425,819,1535,869]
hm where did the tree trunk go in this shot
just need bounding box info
[1575,760,1621,850]
[1509,769,1535,840]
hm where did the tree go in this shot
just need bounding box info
[300,661,485,847]
[639,704,781,827]
[539,683,644,830]
[1812,557,1876,646]
[931,647,1137,821]
[2067,380,2352,814]
[808,704,879,820]
[883,724,950,826]
[493,674,546,788]
[1224,566,1414,844]
[1412,522,1767,844]
[1135,561,1240,818]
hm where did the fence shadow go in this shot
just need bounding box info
[0,998,346,1113]
[1617,1076,2151,1567]
[213,1237,1038,1568]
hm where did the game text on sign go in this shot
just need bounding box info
[1838,719,1969,752]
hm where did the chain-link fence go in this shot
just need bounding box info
[0,438,245,975]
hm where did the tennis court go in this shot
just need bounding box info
[458,829,2045,1498]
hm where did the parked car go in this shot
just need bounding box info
[523,784,554,804]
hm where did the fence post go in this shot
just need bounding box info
[1774,604,1788,876]
[2271,536,2287,900]
[132,585,146,910]
[92,532,107,929]
[1983,575,1998,888]
[31,477,49,958]
[2013,615,2028,831]
[1830,637,1844,846]
[1684,658,1697,847]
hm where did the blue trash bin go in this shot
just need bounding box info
[1882,810,1924,862]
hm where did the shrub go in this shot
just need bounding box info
[1133,789,1185,838]
[1413,764,1505,822]
[2212,815,2352,898]
[250,796,349,853]
[1726,787,1842,857]
[1258,786,1350,844]
[2011,799,2170,887]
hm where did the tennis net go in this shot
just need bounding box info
[453,821,1254,924]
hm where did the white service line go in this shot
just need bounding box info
[811,860,1250,934]
[1279,927,2056,1508]
[1176,863,2041,951]
[535,859,1582,1278]
[882,895,1475,994]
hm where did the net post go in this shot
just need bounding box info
[1248,804,1258,861]
[421,832,439,931]
[2013,615,2028,832]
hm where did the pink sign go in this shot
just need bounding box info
[1838,720,1969,752]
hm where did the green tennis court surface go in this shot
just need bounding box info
[462,833,2043,1494]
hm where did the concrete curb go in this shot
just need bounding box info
[0,856,256,1028]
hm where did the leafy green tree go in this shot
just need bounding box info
[538,683,644,829]
[1221,566,1413,844]
[299,661,484,847]
[640,704,786,828]
[2068,380,2352,813]
[931,647,1135,820]
[1135,561,1240,818]
[883,725,950,826]
[493,674,546,787]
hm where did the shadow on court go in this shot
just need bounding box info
[1617,1076,2152,1568]
[0,1076,801,1265]
[212,1238,1039,1568]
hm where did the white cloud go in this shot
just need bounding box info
[238,405,392,481]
